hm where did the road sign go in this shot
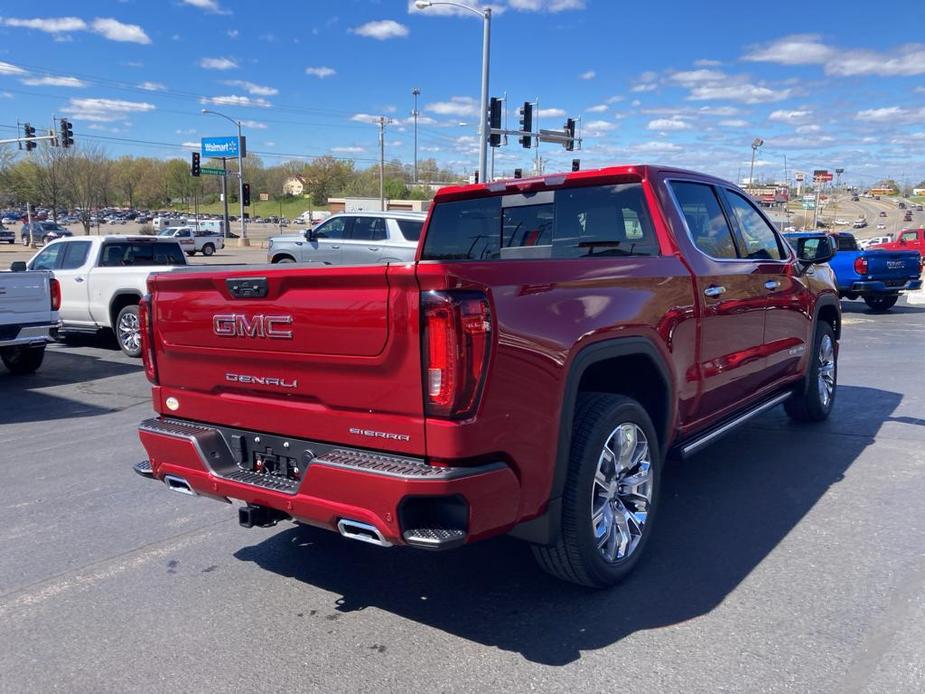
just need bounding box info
[200,167,225,176]
[802,201,816,209]
[813,169,833,182]
[795,172,805,182]
[803,194,815,201]
[259,192,269,201]
[201,135,246,159]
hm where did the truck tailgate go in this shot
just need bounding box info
[148,264,426,455]
[0,271,52,326]
[864,249,921,279]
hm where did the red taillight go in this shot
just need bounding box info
[49,278,61,311]
[854,256,869,275]
[422,291,492,419]
[139,294,158,384]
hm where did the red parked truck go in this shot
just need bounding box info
[134,165,841,588]
[870,228,925,266]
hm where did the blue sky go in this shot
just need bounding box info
[1,0,925,186]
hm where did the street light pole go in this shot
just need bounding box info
[749,137,764,192]
[378,116,386,212]
[416,0,491,184]
[412,87,421,185]
[202,109,248,245]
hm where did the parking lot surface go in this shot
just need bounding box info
[1,301,924,693]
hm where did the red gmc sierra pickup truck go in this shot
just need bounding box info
[134,165,841,588]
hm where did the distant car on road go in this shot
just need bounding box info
[20,222,73,246]
[877,223,887,230]
[904,211,913,222]
[0,224,14,244]
[267,211,426,266]
[879,211,887,217]
[157,226,224,256]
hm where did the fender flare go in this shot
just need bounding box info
[509,336,674,545]
[108,291,142,326]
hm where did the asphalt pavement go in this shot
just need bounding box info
[1,300,924,693]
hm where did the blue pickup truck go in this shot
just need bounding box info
[784,231,921,312]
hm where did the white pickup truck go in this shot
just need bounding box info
[27,236,186,357]
[157,226,225,256]
[0,263,60,374]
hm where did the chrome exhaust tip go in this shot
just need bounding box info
[337,519,392,547]
[163,474,196,496]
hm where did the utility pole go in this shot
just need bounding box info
[412,87,421,185]
[221,158,230,238]
[534,97,541,176]
[378,116,387,212]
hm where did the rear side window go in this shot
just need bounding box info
[396,219,424,242]
[836,234,857,251]
[350,217,387,241]
[670,181,739,259]
[421,183,658,261]
[60,240,91,269]
[901,231,918,243]
[100,242,186,267]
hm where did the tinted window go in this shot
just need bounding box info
[100,242,185,267]
[554,184,658,257]
[723,190,783,260]
[502,203,554,257]
[670,181,739,259]
[902,231,917,242]
[315,217,349,240]
[350,217,387,241]
[421,197,501,261]
[836,234,857,251]
[176,229,191,238]
[396,219,423,242]
[31,244,63,270]
[60,240,91,269]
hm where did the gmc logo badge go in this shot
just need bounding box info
[213,314,293,339]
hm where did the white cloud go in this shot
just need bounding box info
[21,75,85,88]
[695,59,722,67]
[631,83,658,92]
[718,119,749,128]
[668,69,725,84]
[698,105,740,116]
[351,113,383,124]
[768,109,813,122]
[795,124,821,134]
[202,95,272,108]
[538,107,566,118]
[744,34,925,77]
[350,20,409,40]
[176,128,196,135]
[426,96,480,117]
[508,0,586,11]
[631,141,682,153]
[199,57,238,70]
[181,0,230,14]
[332,146,366,153]
[606,95,624,104]
[239,120,267,129]
[305,66,336,78]
[586,104,608,113]
[1,17,88,33]
[0,61,26,75]
[687,82,791,104]
[138,81,167,91]
[579,69,596,80]
[63,97,155,122]
[855,106,925,124]
[91,18,151,44]
[583,120,616,137]
[227,29,239,38]
[223,80,278,96]
[647,118,691,131]
[181,141,200,150]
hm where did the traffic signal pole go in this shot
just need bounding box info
[221,158,230,241]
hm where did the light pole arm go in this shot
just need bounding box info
[423,1,487,18]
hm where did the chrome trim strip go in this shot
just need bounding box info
[680,392,791,458]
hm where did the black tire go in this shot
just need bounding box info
[784,321,837,422]
[115,304,142,358]
[274,256,296,264]
[531,393,662,588]
[1,345,46,374]
[202,243,215,256]
[863,294,898,313]
[186,251,196,257]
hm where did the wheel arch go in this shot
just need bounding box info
[109,291,142,329]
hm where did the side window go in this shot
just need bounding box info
[100,243,127,267]
[315,217,349,240]
[60,240,91,270]
[902,231,917,243]
[177,229,191,238]
[836,234,858,251]
[722,190,784,260]
[351,217,387,241]
[554,183,659,258]
[396,219,423,242]
[31,244,64,270]
[670,181,739,259]
[420,197,501,261]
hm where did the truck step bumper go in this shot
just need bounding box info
[136,417,521,548]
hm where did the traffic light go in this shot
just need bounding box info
[513,168,523,179]
[488,97,502,147]
[23,123,36,151]
[242,183,251,207]
[519,102,533,149]
[571,159,580,172]
[564,118,576,152]
[59,118,74,148]
[191,152,201,177]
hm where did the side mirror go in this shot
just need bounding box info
[795,236,835,264]
[305,228,318,242]
[9,261,27,272]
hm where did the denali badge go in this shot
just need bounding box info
[226,373,298,389]
[213,314,293,339]
[349,427,411,442]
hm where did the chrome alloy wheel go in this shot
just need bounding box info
[118,310,141,353]
[817,333,836,409]
[591,423,653,562]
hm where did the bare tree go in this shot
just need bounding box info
[63,146,114,235]
[33,145,71,222]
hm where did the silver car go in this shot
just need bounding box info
[267,212,425,265]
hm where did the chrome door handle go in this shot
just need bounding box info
[330,245,340,249]
[368,247,379,251]
[74,276,85,283]
[703,285,726,298]
[764,280,781,290]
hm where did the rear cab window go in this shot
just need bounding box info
[421,182,659,261]
[100,242,186,267]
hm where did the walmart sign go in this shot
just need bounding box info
[201,135,246,159]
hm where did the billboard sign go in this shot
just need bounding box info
[201,135,247,159]
[813,169,833,182]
